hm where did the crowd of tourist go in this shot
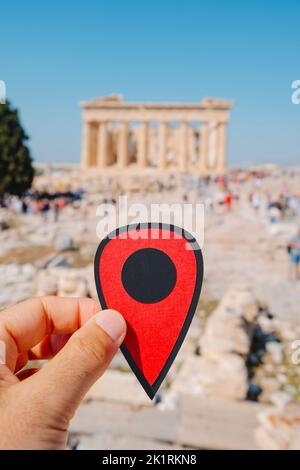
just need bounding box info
[199,170,300,280]
[0,189,84,221]
[0,168,299,279]
[246,175,300,280]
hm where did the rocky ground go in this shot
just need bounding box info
[0,166,299,449]
[204,199,300,322]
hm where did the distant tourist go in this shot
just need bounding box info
[252,193,261,214]
[278,194,288,217]
[38,199,50,221]
[21,198,28,214]
[224,192,232,211]
[268,205,280,224]
[288,195,299,217]
[287,229,300,280]
[53,200,60,222]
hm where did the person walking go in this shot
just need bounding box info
[288,228,300,280]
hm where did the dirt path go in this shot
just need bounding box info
[204,203,300,323]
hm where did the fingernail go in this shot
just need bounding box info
[95,310,126,341]
[0,340,6,365]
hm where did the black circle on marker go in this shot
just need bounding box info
[121,248,177,304]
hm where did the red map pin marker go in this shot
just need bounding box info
[94,223,203,399]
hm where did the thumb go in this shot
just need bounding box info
[28,309,126,420]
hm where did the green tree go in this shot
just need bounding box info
[0,101,34,196]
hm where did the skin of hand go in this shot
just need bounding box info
[0,296,126,450]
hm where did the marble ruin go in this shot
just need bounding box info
[80,95,233,173]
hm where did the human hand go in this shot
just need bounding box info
[0,296,126,449]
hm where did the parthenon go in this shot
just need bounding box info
[80,95,233,173]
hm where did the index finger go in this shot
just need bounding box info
[0,296,100,372]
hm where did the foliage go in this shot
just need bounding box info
[0,101,34,195]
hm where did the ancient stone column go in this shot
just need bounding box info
[97,121,108,168]
[81,121,92,168]
[178,121,188,171]
[207,121,218,170]
[216,122,227,174]
[137,121,148,168]
[148,125,156,166]
[118,121,129,168]
[158,121,167,170]
[188,126,195,163]
[199,122,209,173]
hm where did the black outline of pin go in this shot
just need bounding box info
[94,223,203,399]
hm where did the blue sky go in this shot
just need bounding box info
[1,0,299,166]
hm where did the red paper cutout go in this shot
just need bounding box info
[94,224,203,398]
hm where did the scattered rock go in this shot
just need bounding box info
[53,233,75,251]
[0,220,10,231]
[0,264,36,308]
[275,320,300,342]
[220,284,259,322]
[269,391,292,408]
[36,269,58,296]
[46,255,69,268]
[255,405,300,450]
[0,263,21,280]
[257,316,276,334]
[200,285,258,359]
[0,210,11,231]
[171,354,248,401]
[22,263,37,280]
[265,342,283,364]
[0,282,33,309]
[84,370,151,407]
[57,269,87,297]
[260,377,281,393]
[276,373,288,385]
[157,389,179,412]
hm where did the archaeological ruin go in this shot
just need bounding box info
[80,95,233,173]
